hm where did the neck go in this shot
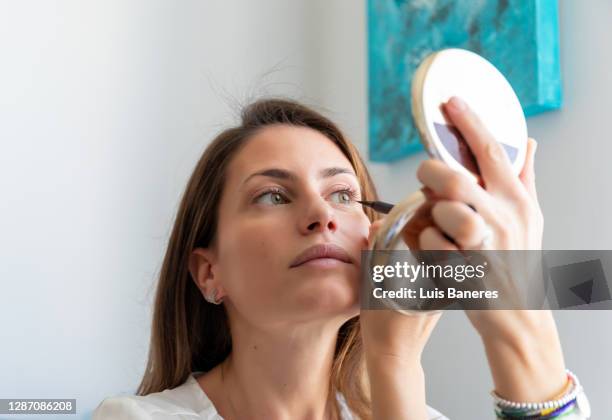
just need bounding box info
[221,317,345,420]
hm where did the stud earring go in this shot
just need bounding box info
[205,289,223,305]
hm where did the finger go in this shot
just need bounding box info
[443,96,522,195]
[417,159,495,221]
[419,226,458,251]
[518,138,538,201]
[431,200,488,249]
[420,186,438,201]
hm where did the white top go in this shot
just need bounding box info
[92,373,449,419]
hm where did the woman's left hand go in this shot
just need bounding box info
[414,96,567,402]
[415,96,546,332]
[415,96,543,253]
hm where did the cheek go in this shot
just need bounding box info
[217,220,286,298]
[343,211,371,247]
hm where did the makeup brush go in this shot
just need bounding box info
[356,200,395,214]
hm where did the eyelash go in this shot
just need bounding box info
[254,186,359,205]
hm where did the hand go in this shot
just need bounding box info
[360,219,442,361]
[360,219,442,419]
[413,96,545,327]
[415,97,543,253]
[412,96,566,402]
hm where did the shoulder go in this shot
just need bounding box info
[92,396,153,420]
[92,375,222,420]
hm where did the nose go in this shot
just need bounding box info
[299,194,338,235]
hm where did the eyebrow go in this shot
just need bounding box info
[242,167,357,187]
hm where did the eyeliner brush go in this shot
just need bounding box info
[357,200,395,214]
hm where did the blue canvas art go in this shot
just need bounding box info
[367,0,562,162]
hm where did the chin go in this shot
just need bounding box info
[293,272,360,317]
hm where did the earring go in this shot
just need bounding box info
[205,289,223,305]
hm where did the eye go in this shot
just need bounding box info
[254,189,290,206]
[330,189,357,205]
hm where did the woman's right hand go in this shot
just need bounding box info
[360,219,442,420]
[360,218,442,361]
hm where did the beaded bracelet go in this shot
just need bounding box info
[495,399,577,420]
[491,369,591,419]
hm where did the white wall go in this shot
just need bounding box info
[0,1,316,417]
[0,1,610,419]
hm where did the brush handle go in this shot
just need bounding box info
[359,200,395,214]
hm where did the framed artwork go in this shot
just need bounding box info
[367,0,562,162]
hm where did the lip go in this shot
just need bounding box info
[290,243,354,268]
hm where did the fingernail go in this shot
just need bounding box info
[448,96,467,113]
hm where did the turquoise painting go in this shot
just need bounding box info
[367,0,562,162]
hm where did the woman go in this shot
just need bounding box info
[93,97,589,419]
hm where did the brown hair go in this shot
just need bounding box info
[137,98,380,419]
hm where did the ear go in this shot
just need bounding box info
[188,248,226,301]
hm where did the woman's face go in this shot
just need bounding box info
[211,124,371,327]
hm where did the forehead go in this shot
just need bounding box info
[227,125,355,181]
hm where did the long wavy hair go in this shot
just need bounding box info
[137,98,380,419]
